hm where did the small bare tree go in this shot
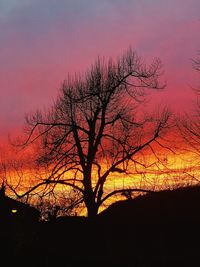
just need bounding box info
[176,53,200,184]
[18,49,170,218]
[193,55,200,72]
[178,53,200,142]
[34,188,82,220]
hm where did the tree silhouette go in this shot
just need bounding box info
[178,53,200,159]
[17,49,170,218]
[193,55,200,72]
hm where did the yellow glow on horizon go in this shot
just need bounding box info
[3,145,200,216]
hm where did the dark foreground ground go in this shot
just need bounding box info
[1,185,200,267]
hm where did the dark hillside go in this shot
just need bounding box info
[99,185,200,222]
[98,185,200,266]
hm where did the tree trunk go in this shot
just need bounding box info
[84,190,98,218]
[83,169,99,218]
[87,203,98,218]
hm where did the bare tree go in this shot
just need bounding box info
[193,55,200,72]
[18,49,171,218]
[176,53,200,181]
[34,188,82,220]
[179,54,200,147]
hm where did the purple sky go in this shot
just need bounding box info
[0,0,200,140]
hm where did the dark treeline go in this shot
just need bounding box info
[1,184,200,267]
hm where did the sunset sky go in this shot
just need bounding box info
[0,0,200,141]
